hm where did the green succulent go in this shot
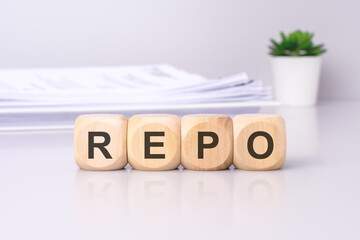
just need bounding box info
[269,30,326,56]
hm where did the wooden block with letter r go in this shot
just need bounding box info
[127,114,181,171]
[181,114,233,170]
[74,114,128,171]
[233,114,286,170]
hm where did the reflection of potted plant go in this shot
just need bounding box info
[269,30,326,106]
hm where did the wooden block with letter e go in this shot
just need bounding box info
[74,114,128,170]
[181,114,233,170]
[233,114,286,170]
[127,114,181,171]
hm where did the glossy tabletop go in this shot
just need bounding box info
[0,100,359,240]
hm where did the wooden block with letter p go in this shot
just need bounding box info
[127,114,181,171]
[181,114,233,170]
[233,114,286,170]
[74,114,128,171]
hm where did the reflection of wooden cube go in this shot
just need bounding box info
[233,114,286,170]
[128,114,181,171]
[74,114,128,170]
[181,114,233,170]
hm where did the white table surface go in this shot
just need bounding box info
[1,100,359,240]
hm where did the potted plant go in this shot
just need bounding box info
[269,30,326,106]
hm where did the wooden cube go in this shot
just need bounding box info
[127,114,180,171]
[233,114,286,170]
[74,114,128,170]
[181,114,233,170]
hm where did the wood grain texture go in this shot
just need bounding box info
[233,114,286,170]
[74,114,128,171]
[181,114,233,170]
[127,114,180,171]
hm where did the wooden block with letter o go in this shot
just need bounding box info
[181,114,233,170]
[74,114,128,171]
[233,114,286,170]
[127,114,181,171]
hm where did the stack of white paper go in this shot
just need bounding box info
[0,64,271,111]
[0,64,275,131]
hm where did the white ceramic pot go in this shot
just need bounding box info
[271,56,322,106]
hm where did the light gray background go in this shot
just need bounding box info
[0,0,358,100]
